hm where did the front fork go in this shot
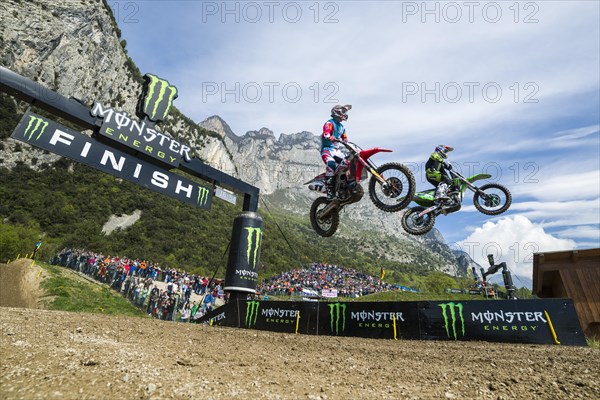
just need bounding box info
[362,159,387,184]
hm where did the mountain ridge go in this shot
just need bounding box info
[0,0,484,283]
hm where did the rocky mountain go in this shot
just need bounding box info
[0,0,469,277]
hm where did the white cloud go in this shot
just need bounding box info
[555,226,600,242]
[510,171,600,202]
[552,125,600,141]
[457,215,576,277]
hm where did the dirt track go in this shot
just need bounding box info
[1,261,599,399]
[0,306,598,400]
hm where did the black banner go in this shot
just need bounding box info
[11,111,212,210]
[199,299,587,346]
[419,299,585,345]
[318,301,420,339]
[239,300,318,334]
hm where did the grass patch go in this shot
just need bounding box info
[40,263,147,318]
[586,336,599,349]
[355,291,489,302]
[266,291,490,302]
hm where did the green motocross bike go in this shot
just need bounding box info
[401,168,512,235]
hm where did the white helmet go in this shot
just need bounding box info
[331,104,352,122]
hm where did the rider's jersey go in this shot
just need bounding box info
[425,152,449,184]
[321,119,347,152]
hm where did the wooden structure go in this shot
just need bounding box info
[533,248,600,337]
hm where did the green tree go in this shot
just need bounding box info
[423,272,459,294]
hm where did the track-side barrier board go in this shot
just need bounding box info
[199,299,586,346]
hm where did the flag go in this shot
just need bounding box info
[380,267,385,281]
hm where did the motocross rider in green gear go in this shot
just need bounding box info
[425,145,454,203]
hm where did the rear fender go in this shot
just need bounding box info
[304,173,327,185]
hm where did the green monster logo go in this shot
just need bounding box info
[23,115,49,141]
[439,302,465,340]
[328,302,346,335]
[197,186,210,206]
[244,227,262,269]
[245,301,260,327]
[141,74,178,122]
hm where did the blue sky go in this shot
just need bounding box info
[109,1,600,277]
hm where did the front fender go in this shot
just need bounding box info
[467,173,492,183]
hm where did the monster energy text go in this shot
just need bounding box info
[439,302,465,340]
[262,307,299,324]
[351,310,405,329]
[473,310,545,332]
[91,102,191,167]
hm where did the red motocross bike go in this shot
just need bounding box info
[305,140,416,237]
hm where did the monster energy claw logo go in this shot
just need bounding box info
[142,74,178,122]
[244,227,262,269]
[328,303,346,335]
[246,301,260,327]
[197,186,210,206]
[23,115,49,141]
[439,302,465,340]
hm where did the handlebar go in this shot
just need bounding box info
[335,140,361,153]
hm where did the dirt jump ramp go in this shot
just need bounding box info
[0,259,44,309]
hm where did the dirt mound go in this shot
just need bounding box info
[0,307,598,399]
[0,259,45,309]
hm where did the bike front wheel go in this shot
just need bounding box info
[473,183,512,215]
[368,163,416,212]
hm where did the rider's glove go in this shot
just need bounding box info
[444,161,452,170]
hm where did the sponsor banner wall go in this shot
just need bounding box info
[11,111,212,209]
[199,299,586,346]
[239,300,318,334]
[318,301,420,339]
[420,299,586,346]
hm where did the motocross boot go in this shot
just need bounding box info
[325,177,338,201]
[434,183,450,203]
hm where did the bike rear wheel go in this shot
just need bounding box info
[401,206,436,235]
[368,162,416,212]
[310,197,340,237]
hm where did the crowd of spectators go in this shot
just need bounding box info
[51,251,414,313]
[257,262,399,298]
[52,248,226,322]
